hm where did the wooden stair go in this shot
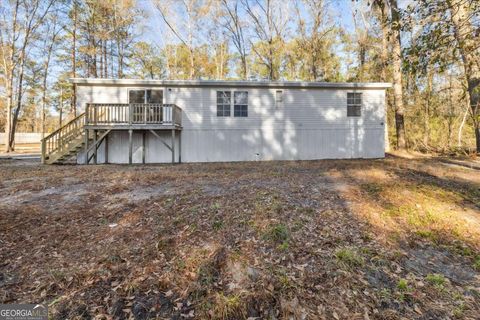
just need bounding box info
[44,134,93,164]
[42,113,87,164]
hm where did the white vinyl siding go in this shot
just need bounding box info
[76,84,385,163]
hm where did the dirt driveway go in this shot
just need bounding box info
[1,156,479,319]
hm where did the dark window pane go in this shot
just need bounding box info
[129,90,145,103]
[347,92,361,117]
[147,90,163,103]
[347,105,361,117]
[347,93,362,106]
[217,104,230,117]
[234,105,248,117]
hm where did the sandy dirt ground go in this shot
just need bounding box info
[0,155,479,319]
[0,143,41,157]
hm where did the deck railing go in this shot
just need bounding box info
[41,112,86,163]
[85,103,182,126]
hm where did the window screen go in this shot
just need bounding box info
[129,89,163,104]
[129,90,146,103]
[347,92,362,117]
[234,91,248,117]
[217,91,231,117]
[147,90,163,103]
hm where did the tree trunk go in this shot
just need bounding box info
[423,71,433,148]
[476,128,480,153]
[457,102,469,147]
[449,0,480,153]
[241,55,247,79]
[11,45,28,150]
[59,86,63,127]
[4,0,19,152]
[41,48,52,140]
[5,83,13,152]
[378,0,390,152]
[71,1,77,116]
[390,0,406,150]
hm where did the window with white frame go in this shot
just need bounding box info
[347,92,362,117]
[275,90,283,108]
[217,91,231,117]
[234,91,248,117]
[128,89,163,103]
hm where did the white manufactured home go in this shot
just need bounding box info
[41,79,390,164]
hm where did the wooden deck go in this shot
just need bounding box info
[42,103,183,165]
[85,103,182,129]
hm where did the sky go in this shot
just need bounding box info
[136,0,358,48]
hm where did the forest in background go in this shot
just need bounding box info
[0,0,479,154]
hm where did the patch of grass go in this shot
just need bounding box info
[278,241,289,251]
[472,255,480,271]
[335,247,364,269]
[453,304,466,318]
[415,230,438,242]
[382,205,412,217]
[452,293,466,318]
[425,273,447,289]
[473,257,480,271]
[383,204,441,230]
[274,269,295,291]
[361,183,383,195]
[395,278,413,302]
[255,194,284,216]
[211,202,221,210]
[378,288,392,300]
[407,209,439,228]
[452,244,474,257]
[264,223,289,244]
[175,258,186,271]
[212,220,224,231]
[213,293,244,320]
[397,278,409,292]
[361,233,374,242]
[198,263,217,286]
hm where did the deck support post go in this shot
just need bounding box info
[84,129,89,165]
[105,130,109,164]
[142,131,146,164]
[171,129,175,164]
[129,129,133,164]
[178,131,181,163]
[93,130,97,164]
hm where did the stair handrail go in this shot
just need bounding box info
[41,112,86,164]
